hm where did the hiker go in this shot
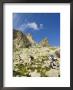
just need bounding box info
[49,55,57,61]
[48,55,57,69]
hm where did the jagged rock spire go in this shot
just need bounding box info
[39,38,49,47]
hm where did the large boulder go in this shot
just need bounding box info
[55,49,60,58]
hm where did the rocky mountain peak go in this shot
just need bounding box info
[39,38,49,47]
[27,33,36,45]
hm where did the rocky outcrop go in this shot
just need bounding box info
[55,49,60,58]
[13,30,31,50]
[39,38,49,47]
[27,33,36,46]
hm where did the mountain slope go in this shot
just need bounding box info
[13,29,60,77]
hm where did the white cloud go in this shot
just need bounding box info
[19,22,44,31]
[27,22,39,30]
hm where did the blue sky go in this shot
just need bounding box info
[13,13,60,47]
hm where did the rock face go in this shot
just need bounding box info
[13,30,31,50]
[13,29,60,77]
